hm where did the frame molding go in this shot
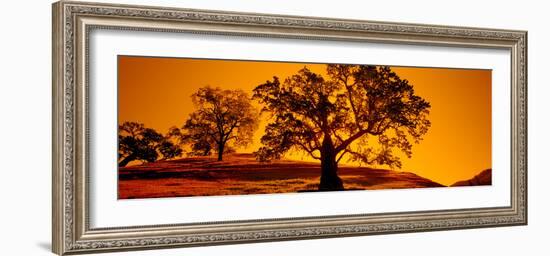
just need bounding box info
[52,1,527,255]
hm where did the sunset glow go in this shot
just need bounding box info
[118,56,491,186]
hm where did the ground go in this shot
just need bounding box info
[118,153,447,199]
[451,169,492,186]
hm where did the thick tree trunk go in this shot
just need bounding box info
[318,136,344,191]
[217,143,224,161]
[118,154,136,167]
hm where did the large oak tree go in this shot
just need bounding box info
[182,86,259,161]
[253,64,431,191]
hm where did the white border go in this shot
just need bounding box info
[89,29,511,228]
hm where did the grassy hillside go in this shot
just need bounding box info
[119,153,445,199]
[451,169,492,187]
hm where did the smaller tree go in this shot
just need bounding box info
[118,122,182,167]
[182,86,259,161]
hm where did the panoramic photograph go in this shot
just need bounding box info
[117,56,492,199]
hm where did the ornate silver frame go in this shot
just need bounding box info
[52,1,527,255]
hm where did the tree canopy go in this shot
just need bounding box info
[253,64,431,190]
[118,122,182,167]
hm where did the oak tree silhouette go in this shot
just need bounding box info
[253,64,431,191]
[182,86,259,161]
[118,122,182,167]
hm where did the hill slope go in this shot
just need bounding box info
[451,169,492,187]
[119,153,445,199]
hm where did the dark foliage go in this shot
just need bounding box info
[118,122,182,167]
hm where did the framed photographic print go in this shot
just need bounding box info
[52,1,527,255]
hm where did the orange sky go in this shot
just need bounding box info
[118,56,491,186]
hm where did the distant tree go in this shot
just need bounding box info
[253,65,431,191]
[157,140,183,160]
[182,86,259,161]
[118,122,182,167]
[166,126,187,148]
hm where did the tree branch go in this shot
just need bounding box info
[222,120,239,144]
[335,128,370,153]
[295,140,321,160]
[336,148,350,163]
[342,81,362,130]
